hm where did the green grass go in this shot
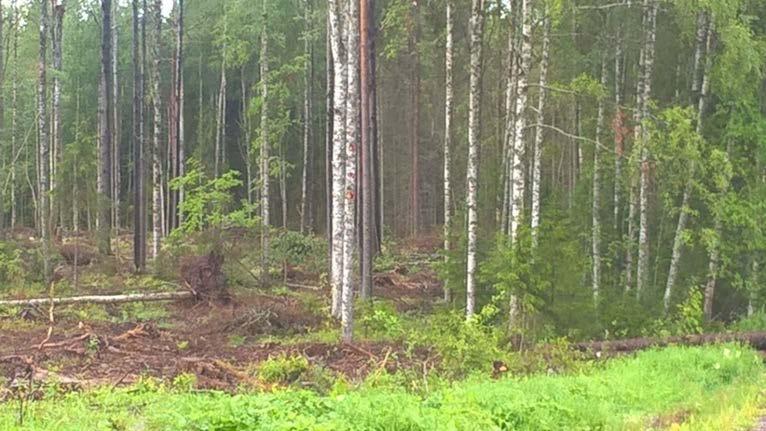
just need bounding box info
[1,345,763,430]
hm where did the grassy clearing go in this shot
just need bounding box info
[1,344,762,430]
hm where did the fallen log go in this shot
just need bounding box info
[573,331,766,353]
[0,291,194,308]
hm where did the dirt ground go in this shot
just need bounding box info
[0,263,443,393]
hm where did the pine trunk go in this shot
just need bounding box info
[359,0,375,300]
[300,0,313,234]
[111,0,119,231]
[51,1,64,232]
[593,57,607,302]
[132,0,146,271]
[98,0,114,256]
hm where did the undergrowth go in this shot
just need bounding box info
[0,345,761,430]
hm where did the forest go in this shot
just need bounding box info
[1,0,766,428]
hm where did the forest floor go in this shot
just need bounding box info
[0,230,445,392]
[0,230,765,430]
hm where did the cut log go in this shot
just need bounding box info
[0,291,194,308]
[573,332,766,353]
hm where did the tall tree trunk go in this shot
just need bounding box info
[150,0,162,258]
[241,67,253,207]
[325,13,334,281]
[328,0,347,319]
[664,14,711,312]
[443,0,454,302]
[465,0,485,319]
[260,1,270,287]
[359,0,375,300]
[111,0,119,231]
[98,0,114,255]
[530,14,549,247]
[501,0,519,236]
[636,0,657,296]
[132,0,146,271]
[38,0,51,280]
[593,57,607,302]
[341,0,360,341]
[613,35,623,234]
[214,16,227,178]
[409,2,420,236]
[10,3,16,229]
[507,0,530,326]
[176,0,185,224]
[300,0,313,234]
[51,1,64,232]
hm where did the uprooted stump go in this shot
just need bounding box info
[58,244,95,266]
[180,252,230,303]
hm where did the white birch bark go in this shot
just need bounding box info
[593,58,607,302]
[530,14,549,247]
[664,15,711,312]
[508,0,530,326]
[150,0,163,258]
[465,0,485,319]
[509,0,531,242]
[328,0,347,319]
[636,0,657,296]
[443,0,454,302]
[260,2,270,286]
[341,0,360,341]
[300,0,313,234]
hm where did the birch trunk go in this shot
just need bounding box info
[509,0,531,242]
[593,58,607,302]
[613,36,623,234]
[51,1,64,231]
[341,0,360,341]
[150,0,162,258]
[636,0,657,296]
[111,0,119,231]
[214,20,227,178]
[300,0,313,234]
[409,2,420,236]
[465,0,485,319]
[443,0,454,302]
[176,0,185,222]
[325,14,334,279]
[260,2,270,286]
[328,0,347,319]
[664,15,711,312]
[508,0,530,326]
[38,0,50,280]
[10,4,16,229]
[530,15,549,247]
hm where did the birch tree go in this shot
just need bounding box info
[38,0,50,280]
[150,0,163,258]
[300,0,313,234]
[507,0,531,325]
[98,0,114,255]
[260,0,270,286]
[341,0,360,341]
[51,0,65,229]
[593,57,607,302]
[663,12,711,312]
[465,0,485,318]
[442,0,453,302]
[530,13,549,247]
[636,0,657,296]
[328,0,347,319]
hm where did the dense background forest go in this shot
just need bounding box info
[1,0,766,342]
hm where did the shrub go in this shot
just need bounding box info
[257,354,311,384]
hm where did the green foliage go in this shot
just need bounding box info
[169,159,255,236]
[358,301,403,338]
[1,346,761,430]
[270,231,327,275]
[257,354,311,384]
[0,242,25,287]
